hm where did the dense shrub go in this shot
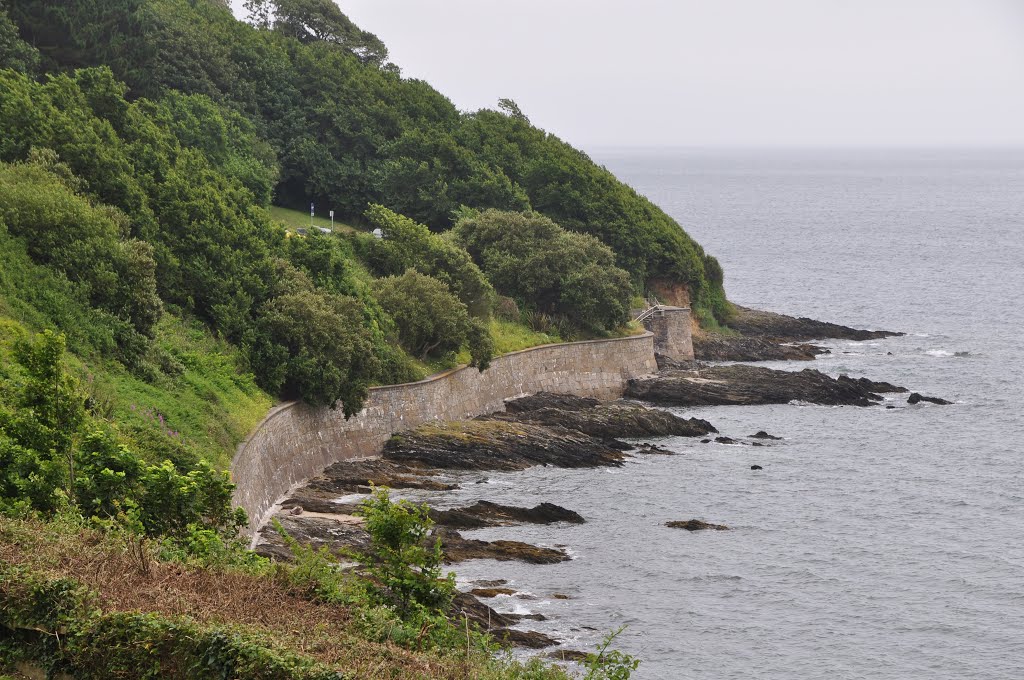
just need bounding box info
[373,269,491,369]
[355,486,454,614]
[0,331,244,536]
[361,205,494,317]
[453,210,634,333]
[0,156,162,343]
[249,289,378,413]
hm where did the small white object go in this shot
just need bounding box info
[372,227,383,239]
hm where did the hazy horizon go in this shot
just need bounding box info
[231,1,1024,152]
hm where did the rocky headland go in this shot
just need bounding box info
[693,304,903,362]
[626,364,908,407]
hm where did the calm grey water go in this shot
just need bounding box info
[404,149,1024,679]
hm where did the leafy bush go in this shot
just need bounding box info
[355,486,455,615]
[584,626,641,680]
[0,156,162,344]
[0,331,245,538]
[0,330,84,512]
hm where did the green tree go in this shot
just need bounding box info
[356,486,454,614]
[0,4,39,72]
[251,289,378,413]
[0,331,85,509]
[373,269,481,364]
[453,209,634,333]
[0,156,163,344]
[363,205,494,318]
[270,0,388,65]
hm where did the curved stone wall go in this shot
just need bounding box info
[231,333,657,531]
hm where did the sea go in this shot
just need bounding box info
[400,148,1024,679]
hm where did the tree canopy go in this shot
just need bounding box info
[453,210,635,334]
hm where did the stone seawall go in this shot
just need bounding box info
[231,333,658,530]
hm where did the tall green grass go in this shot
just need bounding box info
[0,231,271,470]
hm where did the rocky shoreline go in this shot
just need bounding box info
[253,307,944,656]
[692,304,903,362]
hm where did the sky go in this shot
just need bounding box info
[231,0,1024,149]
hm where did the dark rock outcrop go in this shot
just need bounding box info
[254,514,370,562]
[837,375,908,394]
[907,392,952,405]
[307,459,457,495]
[492,628,559,649]
[492,392,716,438]
[431,500,585,529]
[750,431,782,440]
[694,334,828,362]
[383,420,628,471]
[438,528,570,565]
[503,393,600,413]
[452,590,516,628]
[726,305,902,341]
[452,593,556,649]
[655,355,701,371]
[626,364,900,407]
[666,519,730,531]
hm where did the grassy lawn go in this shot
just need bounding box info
[269,205,359,234]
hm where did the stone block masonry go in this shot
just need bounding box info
[641,306,694,361]
[232,332,658,531]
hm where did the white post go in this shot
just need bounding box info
[329,210,334,232]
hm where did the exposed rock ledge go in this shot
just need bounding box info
[431,500,585,529]
[692,305,903,362]
[626,364,908,407]
[726,305,902,341]
[693,335,829,362]
[484,391,716,439]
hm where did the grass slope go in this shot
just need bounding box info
[270,205,358,235]
[0,231,272,470]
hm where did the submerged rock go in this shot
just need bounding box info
[431,500,584,529]
[666,519,730,531]
[907,392,952,405]
[626,364,898,407]
[383,420,628,471]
